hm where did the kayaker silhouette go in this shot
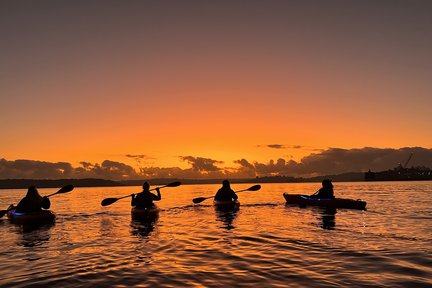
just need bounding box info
[15,186,51,213]
[131,182,161,208]
[214,180,238,201]
[310,179,335,199]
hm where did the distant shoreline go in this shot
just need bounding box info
[1,173,432,189]
[0,172,366,189]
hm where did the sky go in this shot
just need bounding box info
[1,1,431,180]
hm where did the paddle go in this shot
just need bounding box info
[192,184,261,204]
[100,181,181,207]
[45,184,75,197]
[0,185,75,218]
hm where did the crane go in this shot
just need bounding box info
[402,153,413,168]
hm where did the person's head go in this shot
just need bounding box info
[222,180,230,188]
[26,186,41,198]
[142,181,150,190]
[322,179,333,189]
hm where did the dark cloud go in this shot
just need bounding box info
[233,159,256,178]
[311,148,325,152]
[179,156,223,172]
[234,159,254,170]
[254,158,300,176]
[267,144,287,149]
[139,166,226,179]
[79,161,93,168]
[0,159,73,179]
[138,166,185,179]
[261,144,313,150]
[124,154,155,165]
[291,145,304,149]
[252,147,432,177]
[1,147,431,180]
[74,160,140,179]
[125,154,147,160]
[100,160,139,178]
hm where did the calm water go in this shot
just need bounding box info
[0,182,431,287]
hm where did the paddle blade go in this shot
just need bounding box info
[101,198,119,206]
[0,205,15,219]
[0,210,8,218]
[46,184,75,197]
[57,185,74,194]
[192,197,208,204]
[165,181,181,188]
[247,184,261,191]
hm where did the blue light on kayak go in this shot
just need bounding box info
[300,196,332,201]
[11,211,26,216]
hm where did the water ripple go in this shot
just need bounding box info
[0,182,431,287]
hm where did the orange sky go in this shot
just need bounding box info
[1,1,431,173]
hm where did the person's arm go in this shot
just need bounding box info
[231,190,238,200]
[131,194,136,206]
[153,188,161,201]
[42,197,51,209]
[214,189,222,200]
[311,188,322,197]
[15,197,28,212]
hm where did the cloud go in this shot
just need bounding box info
[252,147,432,177]
[138,166,186,179]
[234,158,254,170]
[179,156,223,172]
[79,161,93,168]
[253,158,300,176]
[125,154,147,160]
[311,148,325,152]
[0,159,74,179]
[291,145,304,149]
[260,144,314,150]
[124,154,155,165]
[1,147,431,180]
[74,160,140,179]
[233,159,256,178]
[267,144,288,149]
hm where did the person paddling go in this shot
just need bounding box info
[15,186,51,213]
[131,182,161,208]
[214,180,238,202]
[310,179,335,199]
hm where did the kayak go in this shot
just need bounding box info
[283,193,367,210]
[214,200,240,211]
[7,205,56,225]
[131,205,160,221]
